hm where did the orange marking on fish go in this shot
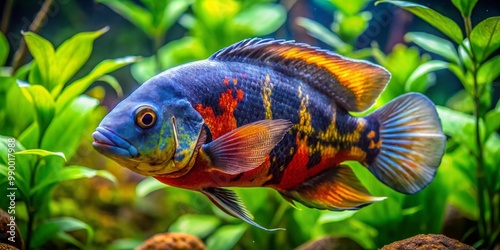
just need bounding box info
[232,78,238,85]
[367,130,376,139]
[194,88,244,138]
[368,140,382,149]
[223,77,230,85]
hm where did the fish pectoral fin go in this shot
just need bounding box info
[201,187,284,232]
[281,165,386,211]
[201,119,292,175]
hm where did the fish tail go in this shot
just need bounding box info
[366,93,446,194]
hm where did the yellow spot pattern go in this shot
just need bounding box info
[261,74,274,120]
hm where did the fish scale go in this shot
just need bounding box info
[93,38,446,231]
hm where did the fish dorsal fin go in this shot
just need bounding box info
[210,38,391,112]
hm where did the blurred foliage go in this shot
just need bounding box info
[0,0,499,249]
[0,27,138,249]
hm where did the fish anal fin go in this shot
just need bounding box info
[201,187,284,232]
[209,38,390,112]
[202,119,292,175]
[281,166,385,211]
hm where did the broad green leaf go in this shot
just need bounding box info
[0,137,31,201]
[485,105,500,137]
[96,75,123,97]
[470,16,500,63]
[169,214,221,238]
[51,27,109,96]
[21,85,55,136]
[43,95,99,157]
[56,56,139,113]
[206,224,247,250]
[436,105,484,150]
[330,0,369,15]
[31,217,94,248]
[14,149,66,160]
[97,0,153,37]
[0,32,8,66]
[338,12,371,42]
[451,0,477,18]
[233,4,286,36]
[23,32,55,87]
[136,176,167,197]
[406,60,448,92]
[296,17,349,51]
[405,32,460,64]
[376,1,463,44]
[1,77,34,137]
[32,165,116,195]
[478,55,500,85]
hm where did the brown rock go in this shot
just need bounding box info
[0,243,19,250]
[381,234,474,250]
[0,209,23,250]
[136,232,206,250]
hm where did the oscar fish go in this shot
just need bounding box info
[92,38,446,231]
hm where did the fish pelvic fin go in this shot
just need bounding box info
[280,166,385,211]
[209,38,390,112]
[201,187,284,232]
[366,93,446,194]
[201,119,292,175]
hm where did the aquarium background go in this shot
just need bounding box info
[0,0,499,249]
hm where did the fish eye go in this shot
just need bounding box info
[135,106,157,129]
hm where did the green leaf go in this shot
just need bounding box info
[485,104,500,137]
[136,176,167,197]
[405,32,460,64]
[0,31,8,66]
[32,165,116,195]
[51,27,109,96]
[233,3,286,36]
[96,75,123,98]
[338,12,371,42]
[317,210,357,224]
[0,137,32,201]
[21,85,55,135]
[478,55,500,85]
[14,149,66,160]
[376,1,463,44]
[451,0,477,17]
[31,217,94,248]
[330,0,368,15]
[169,214,221,238]
[470,16,500,63]
[296,17,349,51]
[159,0,193,35]
[206,224,247,250]
[23,31,55,87]
[405,60,448,92]
[97,0,153,37]
[56,56,139,113]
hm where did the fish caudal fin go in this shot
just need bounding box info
[367,93,446,194]
[280,166,385,211]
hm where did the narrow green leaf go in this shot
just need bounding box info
[206,224,247,250]
[96,75,123,98]
[97,0,153,37]
[169,214,221,238]
[56,56,139,113]
[470,17,500,62]
[14,149,66,160]
[0,32,8,66]
[317,210,357,224]
[376,1,463,44]
[405,32,460,64]
[477,55,500,85]
[31,217,94,248]
[51,27,109,96]
[23,31,55,87]
[159,0,193,34]
[136,176,167,197]
[21,85,55,135]
[406,60,448,92]
[234,4,286,36]
[0,137,31,201]
[451,0,478,17]
[296,17,349,51]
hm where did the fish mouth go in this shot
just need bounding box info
[92,127,139,158]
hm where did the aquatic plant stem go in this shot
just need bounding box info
[463,15,490,248]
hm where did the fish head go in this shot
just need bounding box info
[92,77,204,176]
